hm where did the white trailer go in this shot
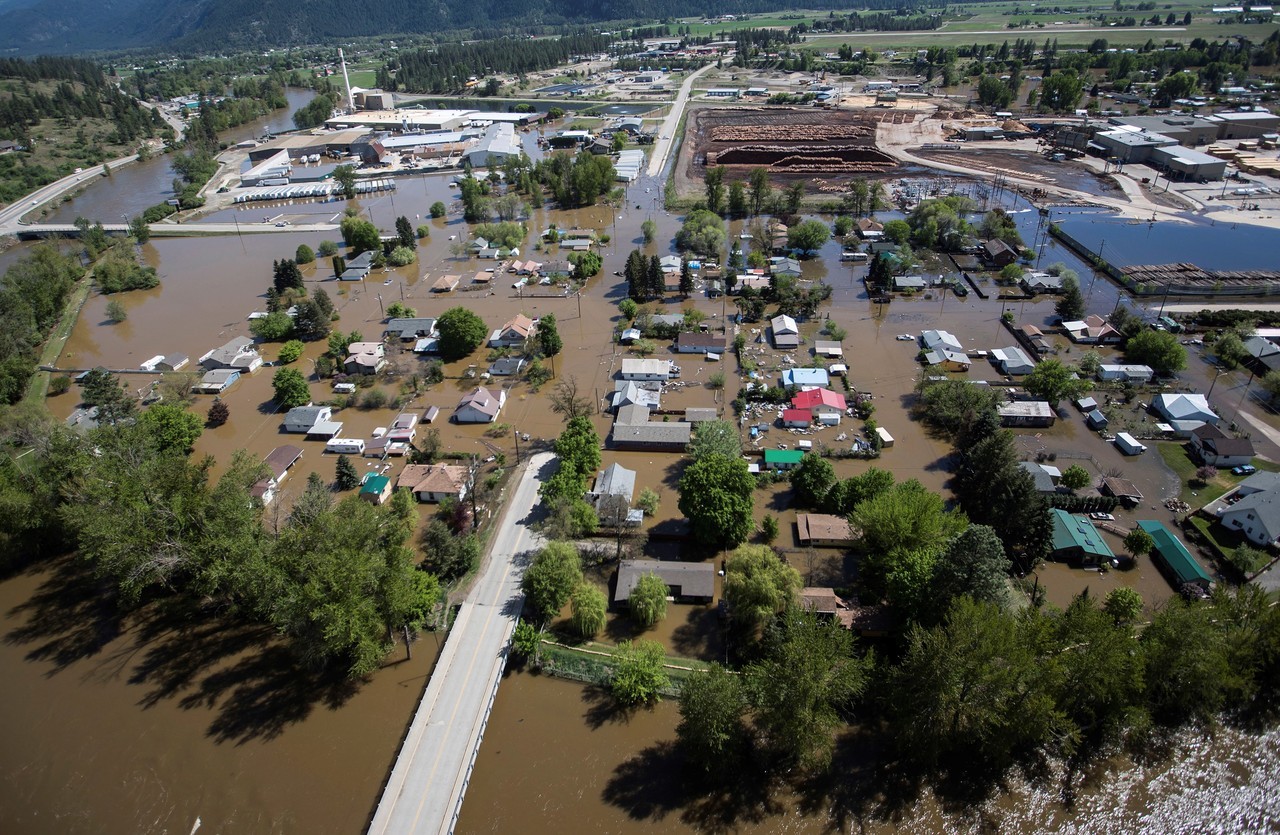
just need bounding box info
[1114,432,1147,456]
[325,438,366,454]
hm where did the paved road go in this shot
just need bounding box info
[0,153,139,237]
[368,451,552,835]
[14,221,339,238]
[647,63,716,179]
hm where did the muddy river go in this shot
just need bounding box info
[5,108,1280,831]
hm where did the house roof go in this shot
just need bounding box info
[791,388,847,411]
[1019,461,1058,493]
[1049,509,1115,559]
[263,445,304,480]
[611,421,692,446]
[770,314,798,335]
[684,408,718,422]
[384,317,438,338]
[998,401,1055,419]
[1153,393,1216,423]
[1099,364,1154,378]
[992,346,1035,372]
[456,386,504,416]
[201,369,240,384]
[782,408,811,423]
[612,380,661,410]
[285,405,328,425]
[814,340,843,356]
[1193,423,1256,458]
[764,449,805,465]
[499,314,535,339]
[921,330,963,352]
[925,348,971,366]
[677,331,727,349]
[1102,476,1144,500]
[796,514,855,544]
[360,474,391,494]
[615,559,715,602]
[397,463,466,494]
[1221,490,1280,544]
[489,357,526,375]
[1138,520,1213,585]
[620,358,672,377]
[782,368,830,388]
[799,587,844,614]
[984,238,1016,258]
[593,463,636,502]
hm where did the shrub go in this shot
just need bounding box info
[295,244,315,264]
[317,240,339,256]
[416,224,430,239]
[48,375,72,395]
[105,300,127,322]
[429,201,447,219]
[387,246,416,267]
[277,340,305,364]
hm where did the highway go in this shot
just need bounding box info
[0,153,142,237]
[368,451,552,835]
[647,63,716,179]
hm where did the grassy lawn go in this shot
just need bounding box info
[1189,515,1247,564]
[1157,440,1280,505]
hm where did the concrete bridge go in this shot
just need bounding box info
[12,221,338,240]
[367,452,550,835]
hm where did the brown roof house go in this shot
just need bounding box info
[796,513,857,547]
[397,463,468,503]
[1191,423,1255,468]
[250,444,304,505]
[488,314,535,348]
[800,587,894,636]
[453,386,506,423]
[344,342,387,375]
[983,238,1018,267]
[615,559,715,605]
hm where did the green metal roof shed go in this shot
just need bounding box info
[1137,520,1212,589]
[764,449,805,469]
[1049,509,1115,565]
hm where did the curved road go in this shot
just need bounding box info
[647,63,717,178]
[368,451,551,835]
[0,154,140,237]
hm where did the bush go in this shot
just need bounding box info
[277,340,305,364]
[429,201,447,219]
[105,300,128,322]
[416,224,430,239]
[318,240,339,257]
[206,399,229,427]
[358,388,389,410]
[295,244,315,264]
[48,375,72,395]
[387,246,416,267]
[637,488,659,516]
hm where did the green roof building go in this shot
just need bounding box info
[1049,509,1115,566]
[763,449,805,470]
[360,474,392,505]
[1137,520,1213,590]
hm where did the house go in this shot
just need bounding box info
[469,237,490,253]
[991,346,1035,375]
[855,218,884,239]
[1191,423,1256,468]
[764,449,805,470]
[646,314,686,330]
[614,559,714,605]
[893,275,927,291]
[250,444,305,505]
[414,336,439,354]
[998,401,1056,427]
[814,340,843,359]
[487,357,525,376]
[195,369,240,394]
[200,336,263,373]
[431,274,460,293]
[770,314,800,349]
[283,404,332,434]
[1018,324,1054,355]
[1243,335,1280,373]
[676,332,727,354]
[772,258,803,278]
[454,386,506,423]
[359,474,393,505]
[1021,272,1064,294]
[387,412,419,444]
[397,463,468,503]
[1098,364,1155,384]
[920,330,963,353]
[782,408,811,428]
[1063,315,1122,345]
[344,342,387,375]
[1049,509,1116,567]
[587,463,638,513]
[924,348,971,371]
[339,251,374,281]
[1219,488,1280,547]
[1138,520,1213,590]
[1020,461,1062,493]
[791,387,847,424]
[384,318,438,340]
[619,358,673,381]
[1101,476,1144,505]
[684,407,718,423]
[156,354,189,372]
[1152,393,1217,426]
[659,255,683,271]
[619,327,642,345]
[983,239,1018,267]
[612,380,662,411]
[610,404,691,450]
[796,514,856,546]
[488,314,535,348]
[781,367,830,390]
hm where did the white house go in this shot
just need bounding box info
[397,463,468,503]
[1220,490,1280,547]
[991,346,1035,375]
[920,330,963,353]
[454,386,506,423]
[195,369,240,394]
[620,358,673,381]
[283,404,333,434]
[1152,393,1217,426]
[200,336,263,373]
[770,314,800,349]
[1098,364,1154,384]
[344,342,387,375]
[1190,423,1255,468]
[488,314,536,348]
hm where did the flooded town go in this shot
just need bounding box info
[2,7,1280,834]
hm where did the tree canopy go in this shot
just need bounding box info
[678,454,755,548]
[436,306,488,361]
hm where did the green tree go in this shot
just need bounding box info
[80,367,135,425]
[746,610,870,769]
[724,544,802,632]
[1125,328,1187,375]
[677,664,748,775]
[271,367,311,409]
[977,74,1015,108]
[704,165,726,214]
[1212,332,1250,370]
[251,311,294,341]
[1038,70,1084,112]
[619,298,639,320]
[570,581,607,638]
[787,219,830,256]
[1124,527,1155,559]
[930,525,1011,615]
[1060,464,1092,491]
[675,210,726,258]
[1024,358,1090,403]
[727,181,748,217]
[335,454,360,490]
[318,240,339,256]
[640,219,656,243]
[783,182,805,214]
[1103,587,1144,623]
[629,573,669,627]
[277,339,305,364]
[105,299,127,322]
[339,216,381,254]
[522,541,582,621]
[333,164,357,199]
[760,514,778,544]
[882,218,911,244]
[678,454,756,548]
[128,215,151,244]
[790,453,836,509]
[436,306,488,360]
[295,244,315,265]
[687,419,742,461]
[206,399,229,428]
[853,479,966,562]
[395,215,415,249]
[748,167,771,215]
[137,403,203,455]
[1140,597,1233,725]
[611,639,670,706]
[1056,274,1085,320]
[834,216,854,238]
[419,520,481,580]
[822,467,895,516]
[536,313,563,357]
[387,246,416,267]
[430,201,447,219]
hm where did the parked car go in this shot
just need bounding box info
[1233,464,1257,476]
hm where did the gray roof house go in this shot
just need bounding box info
[612,380,661,411]
[488,357,527,376]
[200,336,263,373]
[339,251,374,281]
[920,330,963,352]
[283,404,332,434]
[610,404,691,450]
[1152,393,1217,425]
[991,346,1035,375]
[589,463,637,508]
[770,314,800,349]
[1019,461,1062,493]
[614,559,714,605]
[384,318,438,340]
[1220,489,1280,547]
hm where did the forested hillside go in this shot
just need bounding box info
[0,0,888,54]
[383,32,612,93]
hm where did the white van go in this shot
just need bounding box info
[326,438,366,455]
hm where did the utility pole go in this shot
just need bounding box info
[513,428,521,463]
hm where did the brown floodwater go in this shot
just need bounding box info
[11,119,1280,832]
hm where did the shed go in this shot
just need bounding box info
[359,474,393,505]
[1138,520,1212,590]
[764,449,805,470]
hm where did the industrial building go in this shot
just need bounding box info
[464,122,522,167]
